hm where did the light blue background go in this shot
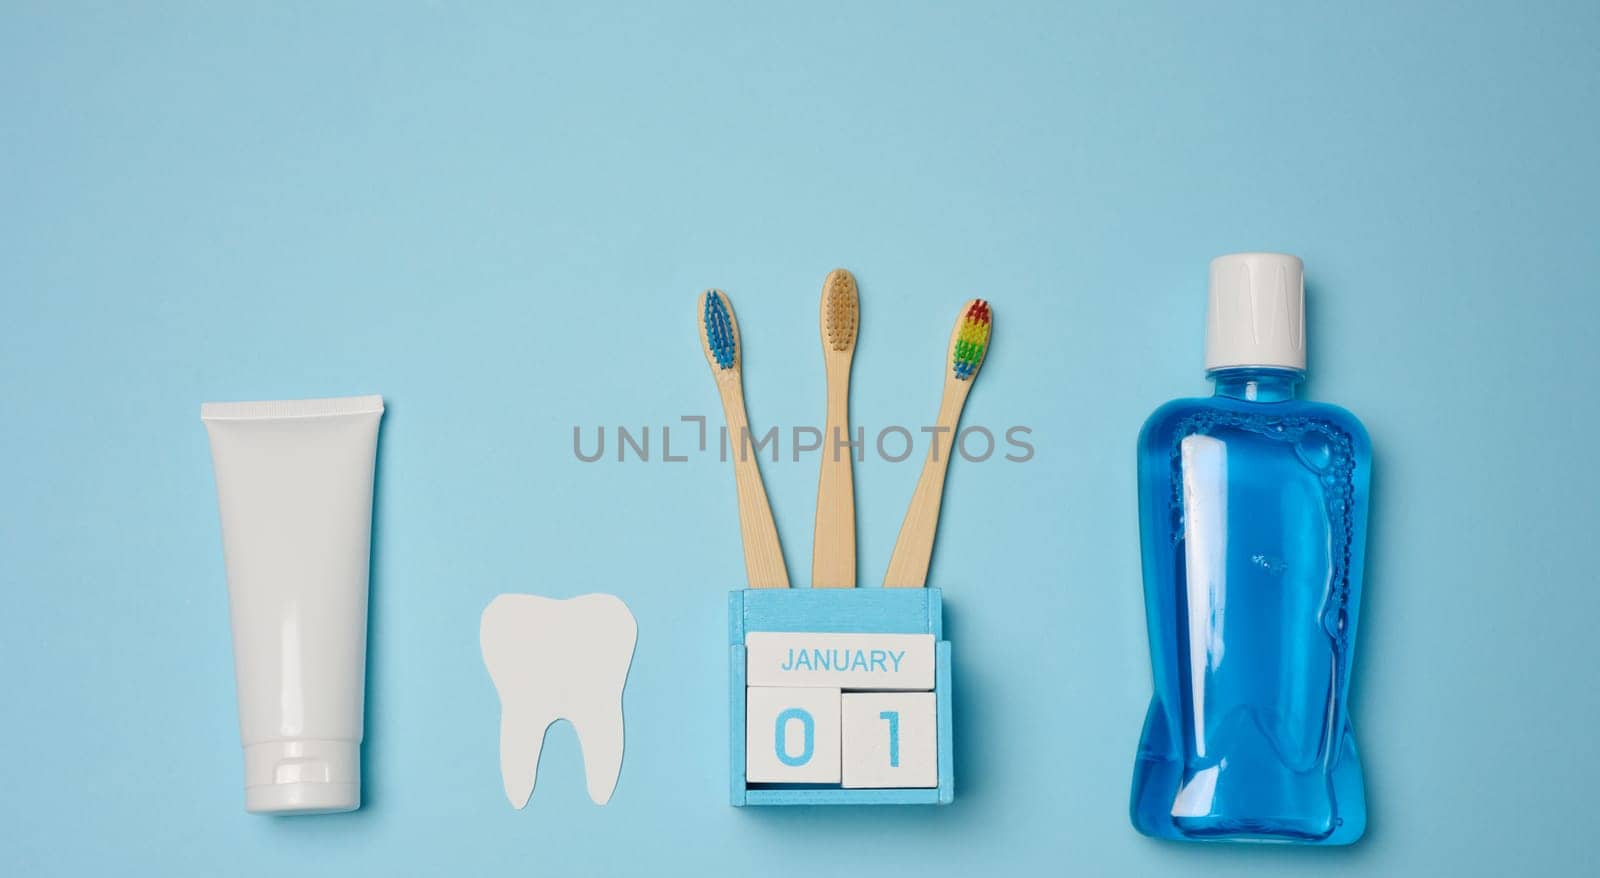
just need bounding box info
[4,1,1597,875]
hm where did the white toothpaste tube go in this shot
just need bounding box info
[201,395,384,814]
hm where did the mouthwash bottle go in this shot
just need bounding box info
[1130,253,1370,844]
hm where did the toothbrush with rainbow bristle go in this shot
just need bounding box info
[884,299,992,588]
[699,289,791,589]
[812,268,859,588]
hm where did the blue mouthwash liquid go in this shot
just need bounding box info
[1131,254,1371,844]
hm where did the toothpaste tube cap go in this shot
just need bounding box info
[243,739,360,814]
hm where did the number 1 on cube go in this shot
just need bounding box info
[879,710,900,768]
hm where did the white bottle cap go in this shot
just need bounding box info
[243,739,360,814]
[1204,252,1306,372]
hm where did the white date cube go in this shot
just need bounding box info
[841,692,937,789]
[745,687,841,783]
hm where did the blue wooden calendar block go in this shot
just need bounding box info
[729,588,954,806]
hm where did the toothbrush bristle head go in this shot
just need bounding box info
[951,299,991,381]
[822,268,859,352]
[701,289,738,371]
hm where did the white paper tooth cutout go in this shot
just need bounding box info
[480,593,638,807]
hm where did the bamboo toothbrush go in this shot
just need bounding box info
[698,289,791,589]
[884,299,992,588]
[812,268,859,588]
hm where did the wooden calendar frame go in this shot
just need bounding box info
[729,588,954,806]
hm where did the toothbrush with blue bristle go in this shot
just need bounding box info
[699,289,791,589]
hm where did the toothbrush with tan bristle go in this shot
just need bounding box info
[884,299,992,588]
[699,289,790,589]
[812,268,859,588]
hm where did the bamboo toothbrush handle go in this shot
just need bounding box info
[884,384,968,588]
[813,357,856,587]
[721,378,790,589]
